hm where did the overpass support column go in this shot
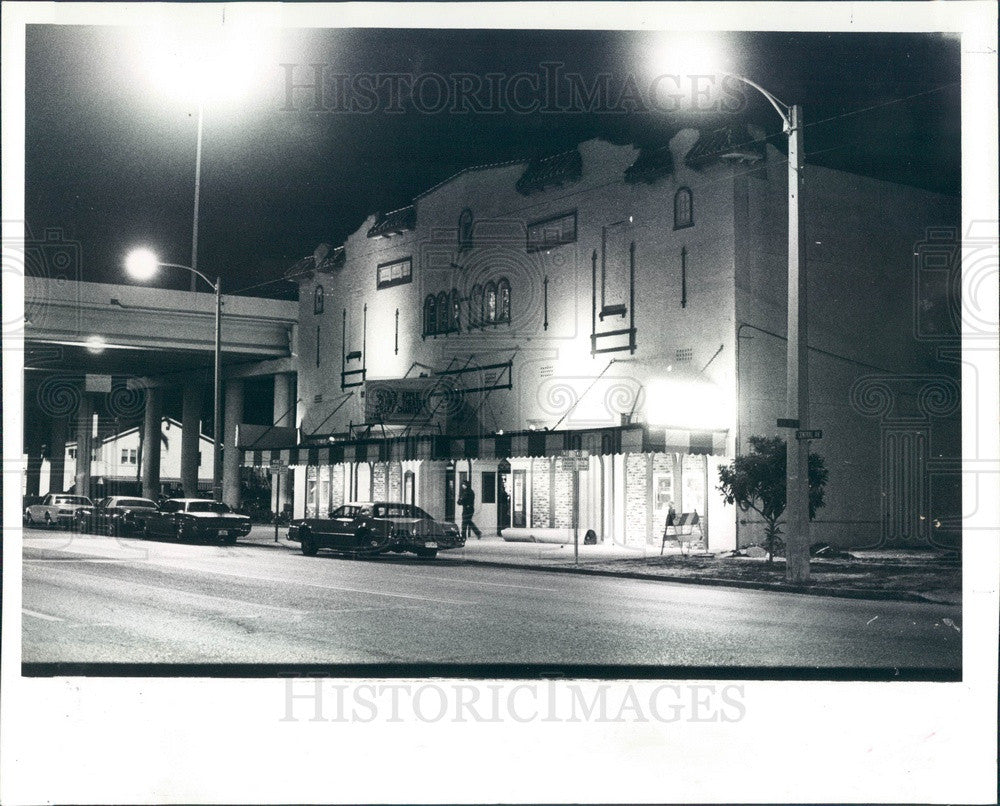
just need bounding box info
[181,383,203,497]
[272,373,294,513]
[222,379,244,509]
[48,418,67,494]
[74,392,94,498]
[141,388,163,500]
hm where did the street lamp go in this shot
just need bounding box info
[719,72,811,584]
[125,248,223,502]
[139,21,277,291]
[653,39,812,583]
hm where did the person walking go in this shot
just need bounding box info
[458,480,482,540]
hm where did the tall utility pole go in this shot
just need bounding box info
[784,103,811,584]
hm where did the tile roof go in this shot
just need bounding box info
[624,144,676,184]
[367,205,417,238]
[516,148,583,196]
[684,125,766,169]
[283,244,345,281]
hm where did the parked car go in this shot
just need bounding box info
[288,501,464,559]
[142,498,252,544]
[24,493,94,529]
[75,496,159,535]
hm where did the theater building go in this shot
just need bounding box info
[255,127,959,550]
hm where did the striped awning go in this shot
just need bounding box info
[242,424,727,467]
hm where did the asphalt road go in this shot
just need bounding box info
[21,530,961,669]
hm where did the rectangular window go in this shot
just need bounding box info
[527,211,577,253]
[376,257,413,289]
[121,448,129,464]
[481,472,496,504]
[130,449,137,464]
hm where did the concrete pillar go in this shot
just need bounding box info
[25,451,42,497]
[141,388,163,500]
[271,373,294,514]
[222,378,244,509]
[181,383,203,497]
[48,418,67,494]
[74,393,94,498]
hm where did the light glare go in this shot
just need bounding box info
[125,248,160,281]
[646,377,728,431]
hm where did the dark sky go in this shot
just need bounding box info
[25,26,960,299]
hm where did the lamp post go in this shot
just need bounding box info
[722,72,810,584]
[125,248,223,502]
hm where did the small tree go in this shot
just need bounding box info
[717,436,829,563]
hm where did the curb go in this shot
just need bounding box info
[434,557,957,605]
[235,537,958,606]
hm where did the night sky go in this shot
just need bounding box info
[25,26,960,300]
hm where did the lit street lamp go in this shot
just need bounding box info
[125,248,223,502]
[720,72,811,584]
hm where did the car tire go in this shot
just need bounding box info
[142,523,152,540]
[44,513,53,529]
[220,533,237,546]
[416,548,438,559]
[300,531,318,556]
[26,512,35,527]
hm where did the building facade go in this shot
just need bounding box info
[37,417,217,498]
[258,127,959,550]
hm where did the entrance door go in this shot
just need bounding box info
[511,469,526,528]
[497,465,511,531]
[444,464,456,522]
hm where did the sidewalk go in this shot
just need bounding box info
[238,525,960,605]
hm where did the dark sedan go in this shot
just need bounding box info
[288,501,464,559]
[142,498,252,544]
[76,496,159,535]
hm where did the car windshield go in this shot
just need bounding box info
[186,501,231,513]
[56,496,91,505]
[116,499,156,508]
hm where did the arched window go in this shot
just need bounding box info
[314,285,324,315]
[436,291,449,334]
[470,284,483,328]
[485,281,498,324]
[674,187,693,229]
[423,294,436,336]
[458,208,473,249]
[449,288,461,332]
[497,278,511,323]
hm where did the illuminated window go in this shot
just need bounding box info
[376,257,412,289]
[314,285,324,314]
[449,289,461,332]
[674,187,693,229]
[485,282,497,323]
[436,291,450,334]
[498,277,511,323]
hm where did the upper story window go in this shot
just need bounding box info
[376,256,413,290]
[314,285,324,314]
[474,277,511,327]
[423,295,437,337]
[469,284,483,328]
[424,289,461,337]
[527,211,577,253]
[674,187,694,229]
[458,208,474,250]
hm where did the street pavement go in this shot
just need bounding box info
[20,527,961,669]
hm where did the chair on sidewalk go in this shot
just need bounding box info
[660,511,702,555]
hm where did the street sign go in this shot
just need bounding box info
[270,459,289,474]
[558,457,589,472]
[795,429,823,440]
